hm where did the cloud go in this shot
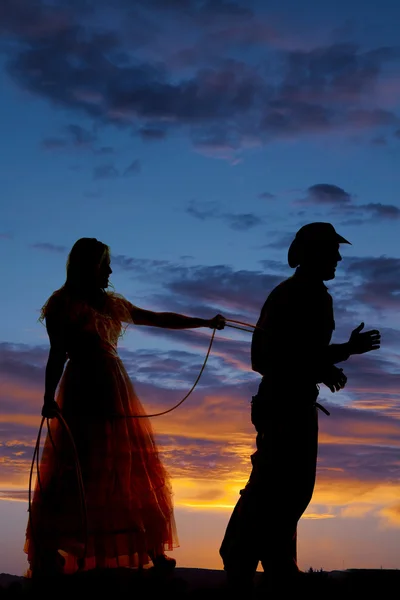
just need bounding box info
[337,202,400,224]
[95,146,115,155]
[258,43,400,139]
[190,125,256,162]
[371,135,387,146]
[119,345,237,390]
[2,2,399,159]
[41,137,68,150]
[92,160,141,179]
[110,249,400,334]
[262,232,295,251]
[139,127,167,141]
[31,242,67,253]
[123,159,141,176]
[359,203,400,219]
[0,490,28,502]
[66,123,97,146]
[154,264,283,317]
[111,255,172,274]
[111,251,283,321]
[305,183,353,205]
[225,213,261,231]
[196,0,253,19]
[258,192,275,200]
[124,0,253,19]
[275,44,400,106]
[93,163,119,180]
[0,0,71,38]
[344,256,400,312]
[41,123,104,153]
[186,201,219,221]
[297,183,400,223]
[186,201,263,231]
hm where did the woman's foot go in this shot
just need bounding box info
[149,552,176,572]
[31,550,65,578]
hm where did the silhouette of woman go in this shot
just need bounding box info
[24,237,225,577]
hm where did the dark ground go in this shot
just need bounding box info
[1,567,399,599]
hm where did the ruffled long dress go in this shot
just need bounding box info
[24,290,178,575]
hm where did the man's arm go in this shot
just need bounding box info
[251,285,380,383]
[325,343,351,364]
[324,322,380,366]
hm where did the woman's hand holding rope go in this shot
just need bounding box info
[208,314,226,330]
[41,399,60,419]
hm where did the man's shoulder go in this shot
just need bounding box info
[265,274,332,309]
[271,274,332,295]
[267,275,297,301]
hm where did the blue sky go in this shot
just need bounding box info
[1,0,400,576]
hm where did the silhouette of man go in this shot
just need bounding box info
[219,222,381,592]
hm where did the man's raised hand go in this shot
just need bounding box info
[348,322,381,355]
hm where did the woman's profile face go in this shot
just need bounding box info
[96,254,112,289]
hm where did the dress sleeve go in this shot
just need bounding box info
[108,292,139,325]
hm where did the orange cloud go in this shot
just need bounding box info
[1,379,42,406]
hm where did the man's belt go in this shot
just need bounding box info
[315,402,330,416]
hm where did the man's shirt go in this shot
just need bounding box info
[251,268,349,390]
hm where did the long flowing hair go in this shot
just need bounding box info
[40,238,111,322]
[65,237,110,293]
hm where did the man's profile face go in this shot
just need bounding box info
[302,242,342,280]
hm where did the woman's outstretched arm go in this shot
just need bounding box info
[130,307,225,330]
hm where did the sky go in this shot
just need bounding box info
[1,0,400,577]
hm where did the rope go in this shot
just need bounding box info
[226,318,262,330]
[28,416,45,556]
[115,318,260,418]
[119,326,218,418]
[28,413,88,569]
